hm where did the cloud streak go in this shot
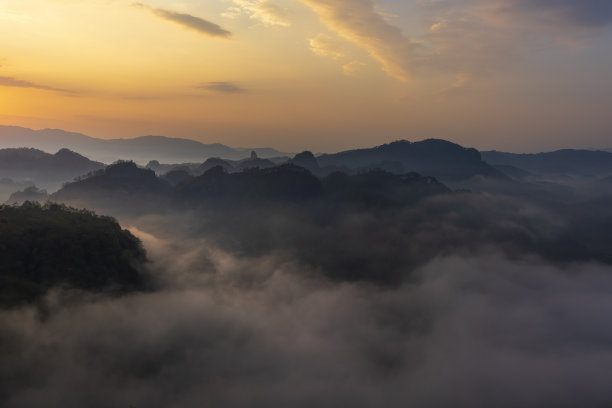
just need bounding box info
[197,81,246,94]
[224,0,292,27]
[301,0,612,86]
[301,0,416,82]
[132,3,232,38]
[309,34,346,59]
[0,76,75,93]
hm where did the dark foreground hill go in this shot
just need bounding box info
[0,202,147,307]
[318,139,504,181]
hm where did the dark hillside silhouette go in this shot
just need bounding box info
[6,186,48,204]
[289,151,321,175]
[197,157,235,174]
[176,164,324,204]
[318,139,504,181]
[482,149,612,177]
[161,168,194,186]
[0,147,104,190]
[0,202,147,307]
[234,151,276,171]
[322,170,450,208]
[51,161,172,214]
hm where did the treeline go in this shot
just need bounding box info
[0,202,147,307]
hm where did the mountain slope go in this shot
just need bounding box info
[0,147,104,189]
[51,161,171,214]
[482,149,612,177]
[318,139,503,181]
[175,164,324,205]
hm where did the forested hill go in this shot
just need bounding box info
[317,139,504,181]
[51,161,452,215]
[0,202,148,307]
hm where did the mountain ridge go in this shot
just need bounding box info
[482,149,612,177]
[0,147,104,191]
[0,125,288,164]
[318,139,504,182]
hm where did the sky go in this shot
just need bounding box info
[1,0,612,152]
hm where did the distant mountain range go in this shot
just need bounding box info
[146,140,505,183]
[482,149,612,177]
[0,126,288,164]
[0,126,505,182]
[7,124,612,194]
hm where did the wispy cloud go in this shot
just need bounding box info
[132,3,232,38]
[415,0,612,82]
[224,0,292,27]
[435,73,478,97]
[300,0,416,82]
[197,82,246,94]
[0,76,75,93]
[301,0,612,87]
[342,61,366,77]
[309,34,346,59]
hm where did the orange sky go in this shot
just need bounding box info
[1,0,612,152]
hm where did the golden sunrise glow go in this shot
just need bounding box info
[1,0,612,152]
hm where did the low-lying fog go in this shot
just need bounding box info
[3,183,612,407]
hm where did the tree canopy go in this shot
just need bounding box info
[0,202,147,307]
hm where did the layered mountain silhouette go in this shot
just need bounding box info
[147,153,282,177]
[51,161,172,214]
[6,186,49,204]
[0,178,33,202]
[176,164,323,205]
[482,149,612,177]
[317,139,504,182]
[145,140,503,182]
[197,157,235,174]
[161,168,193,187]
[288,151,320,174]
[0,147,104,189]
[2,126,515,182]
[52,159,452,214]
[322,170,450,207]
[491,164,534,180]
[234,151,277,172]
[0,126,286,163]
